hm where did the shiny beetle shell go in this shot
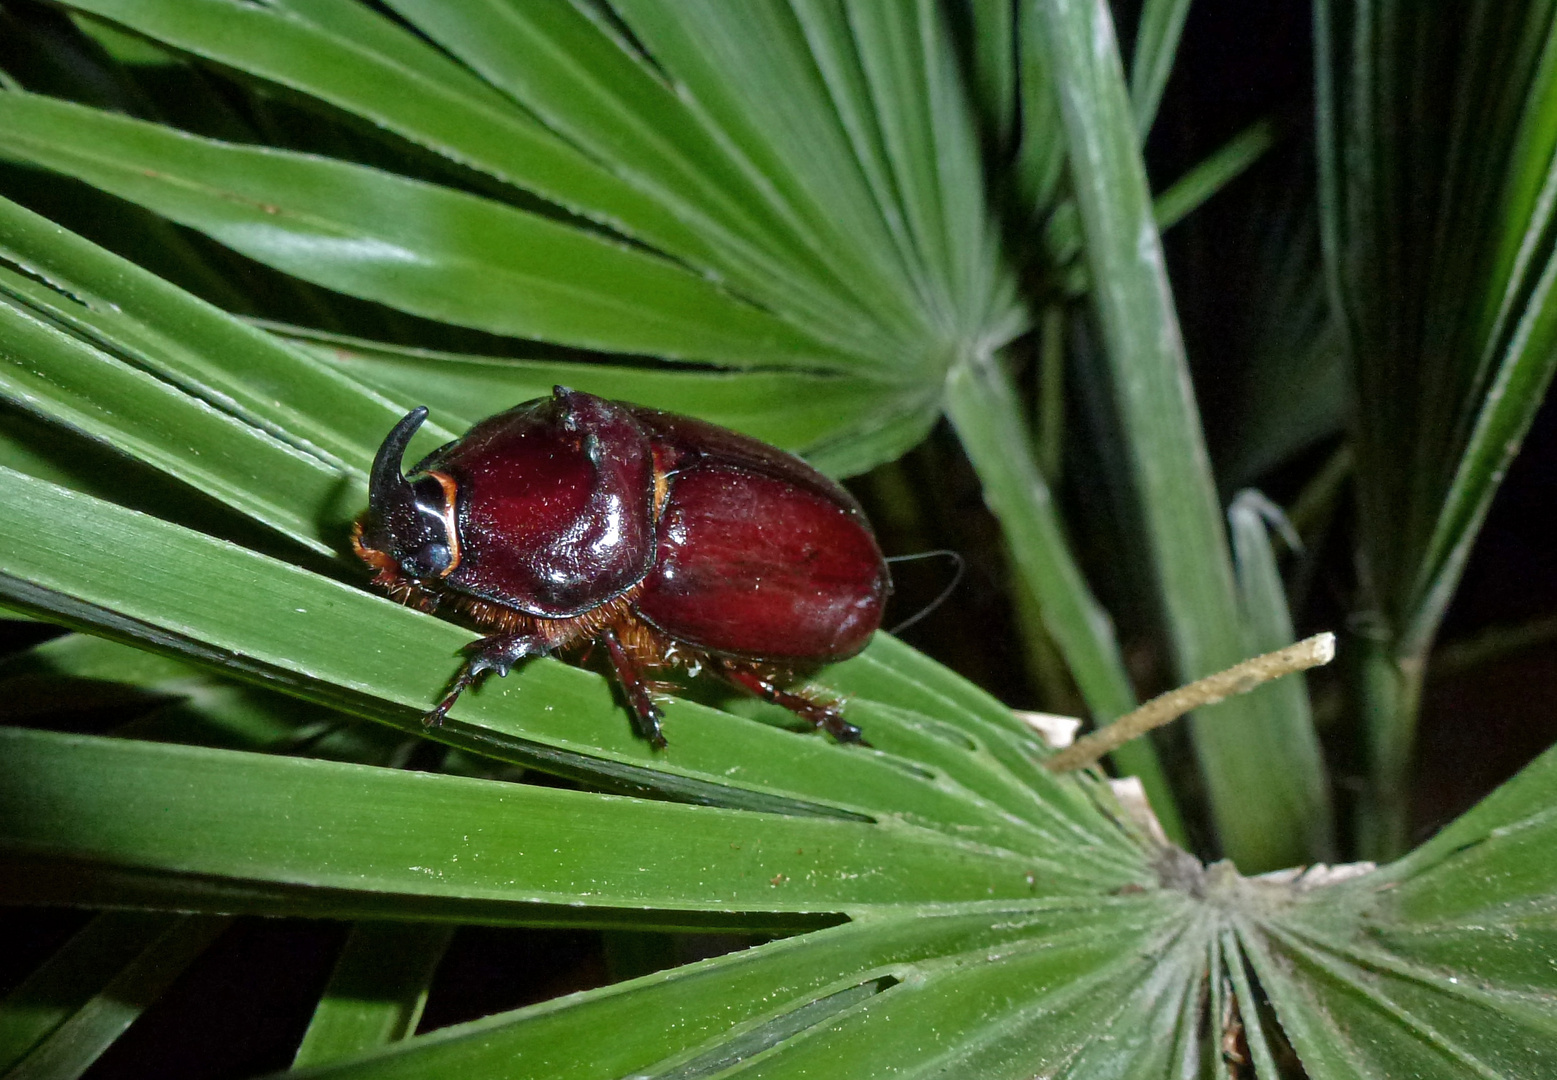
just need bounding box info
[354,387,891,747]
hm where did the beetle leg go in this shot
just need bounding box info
[715,663,866,745]
[599,627,667,749]
[425,633,547,727]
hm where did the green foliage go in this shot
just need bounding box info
[0,1,1553,1076]
[1033,0,1322,870]
[1318,0,1557,856]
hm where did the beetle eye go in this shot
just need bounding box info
[404,542,452,579]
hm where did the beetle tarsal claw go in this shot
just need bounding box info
[828,716,867,745]
[635,704,668,750]
[422,634,546,726]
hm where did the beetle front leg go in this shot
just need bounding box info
[599,627,667,749]
[425,633,547,727]
[715,663,866,745]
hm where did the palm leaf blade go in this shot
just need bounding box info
[0,92,858,368]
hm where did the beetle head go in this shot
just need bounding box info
[355,406,461,602]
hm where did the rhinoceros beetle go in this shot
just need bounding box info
[353,387,891,748]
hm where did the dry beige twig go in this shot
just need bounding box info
[1044,632,1336,773]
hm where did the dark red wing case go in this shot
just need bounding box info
[634,461,889,661]
[628,407,869,516]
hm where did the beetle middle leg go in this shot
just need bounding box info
[426,632,547,727]
[599,627,667,749]
[715,662,866,744]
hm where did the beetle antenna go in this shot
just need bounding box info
[884,550,965,636]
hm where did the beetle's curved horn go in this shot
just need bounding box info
[368,406,428,522]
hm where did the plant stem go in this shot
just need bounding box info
[1008,553,1087,719]
[1034,303,1066,485]
[1285,442,1353,540]
[944,351,1185,842]
[1047,633,1336,773]
[1431,614,1557,678]
[1151,120,1279,233]
[1354,628,1426,861]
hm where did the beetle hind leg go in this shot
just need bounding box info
[715,662,866,745]
[426,633,547,727]
[600,628,667,749]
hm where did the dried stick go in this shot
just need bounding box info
[1045,633,1336,773]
